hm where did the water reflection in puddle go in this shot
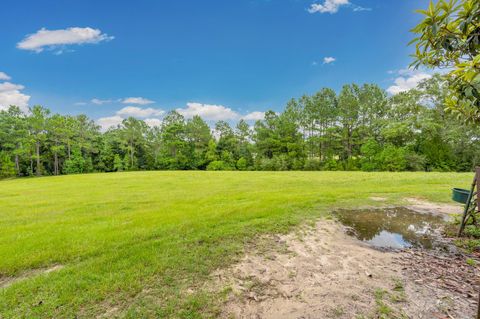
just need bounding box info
[334,207,447,250]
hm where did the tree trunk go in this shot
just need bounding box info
[36,141,41,176]
[54,152,58,175]
[130,141,134,168]
[54,140,59,175]
[346,126,352,160]
[14,154,19,175]
[14,142,20,174]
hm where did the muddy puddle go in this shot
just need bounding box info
[334,207,449,250]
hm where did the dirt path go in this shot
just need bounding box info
[214,220,477,319]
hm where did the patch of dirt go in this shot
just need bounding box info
[405,197,461,217]
[0,264,64,289]
[213,220,477,318]
[369,196,388,202]
[95,305,120,319]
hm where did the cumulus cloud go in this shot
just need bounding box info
[308,0,370,14]
[176,102,240,121]
[116,106,164,118]
[96,115,124,131]
[17,27,113,53]
[97,101,266,130]
[122,97,155,105]
[0,78,31,113]
[308,0,349,13]
[0,72,11,81]
[144,118,162,127]
[386,68,432,95]
[323,57,336,64]
[242,111,265,121]
[97,106,164,130]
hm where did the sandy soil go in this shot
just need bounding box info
[214,219,477,319]
[405,197,462,216]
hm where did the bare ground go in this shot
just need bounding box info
[405,197,461,216]
[213,217,478,319]
[0,264,63,289]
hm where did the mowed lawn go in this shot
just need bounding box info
[0,171,472,318]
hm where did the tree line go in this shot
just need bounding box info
[0,75,478,178]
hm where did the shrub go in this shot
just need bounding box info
[405,152,426,171]
[207,160,233,171]
[0,152,16,178]
[378,145,407,172]
[259,158,278,171]
[304,158,322,171]
[63,152,86,174]
[113,154,123,172]
[360,139,381,171]
[236,157,248,171]
[322,158,341,171]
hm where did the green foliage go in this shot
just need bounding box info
[303,158,322,171]
[360,139,381,171]
[466,258,476,266]
[63,151,86,174]
[405,152,427,171]
[411,0,480,123]
[0,76,478,176]
[0,152,15,178]
[236,157,248,171]
[113,154,124,172]
[206,160,232,171]
[377,145,407,172]
[464,225,480,238]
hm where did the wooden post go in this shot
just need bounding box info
[476,167,480,319]
[458,178,477,236]
[477,167,480,214]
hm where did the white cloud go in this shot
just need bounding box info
[116,106,164,118]
[91,98,113,105]
[386,68,432,95]
[308,0,350,14]
[122,97,155,105]
[0,82,24,92]
[308,0,370,14]
[97,115,123,131]
[323,56,336,64]
[97,106,164,130]
[0,72,11,81]
[17,27,113,53]
[352,5,371,12]
[97,101,267,130]
[242,111,265,121]
[176,102,240,121]
[144,118,162,127]
[0,80,31,113]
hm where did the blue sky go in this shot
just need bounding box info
[0,0,431,129]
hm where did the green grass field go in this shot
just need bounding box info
[0,171,472,318]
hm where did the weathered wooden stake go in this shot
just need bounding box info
[458,176,477,236]
[477,167,480,319]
